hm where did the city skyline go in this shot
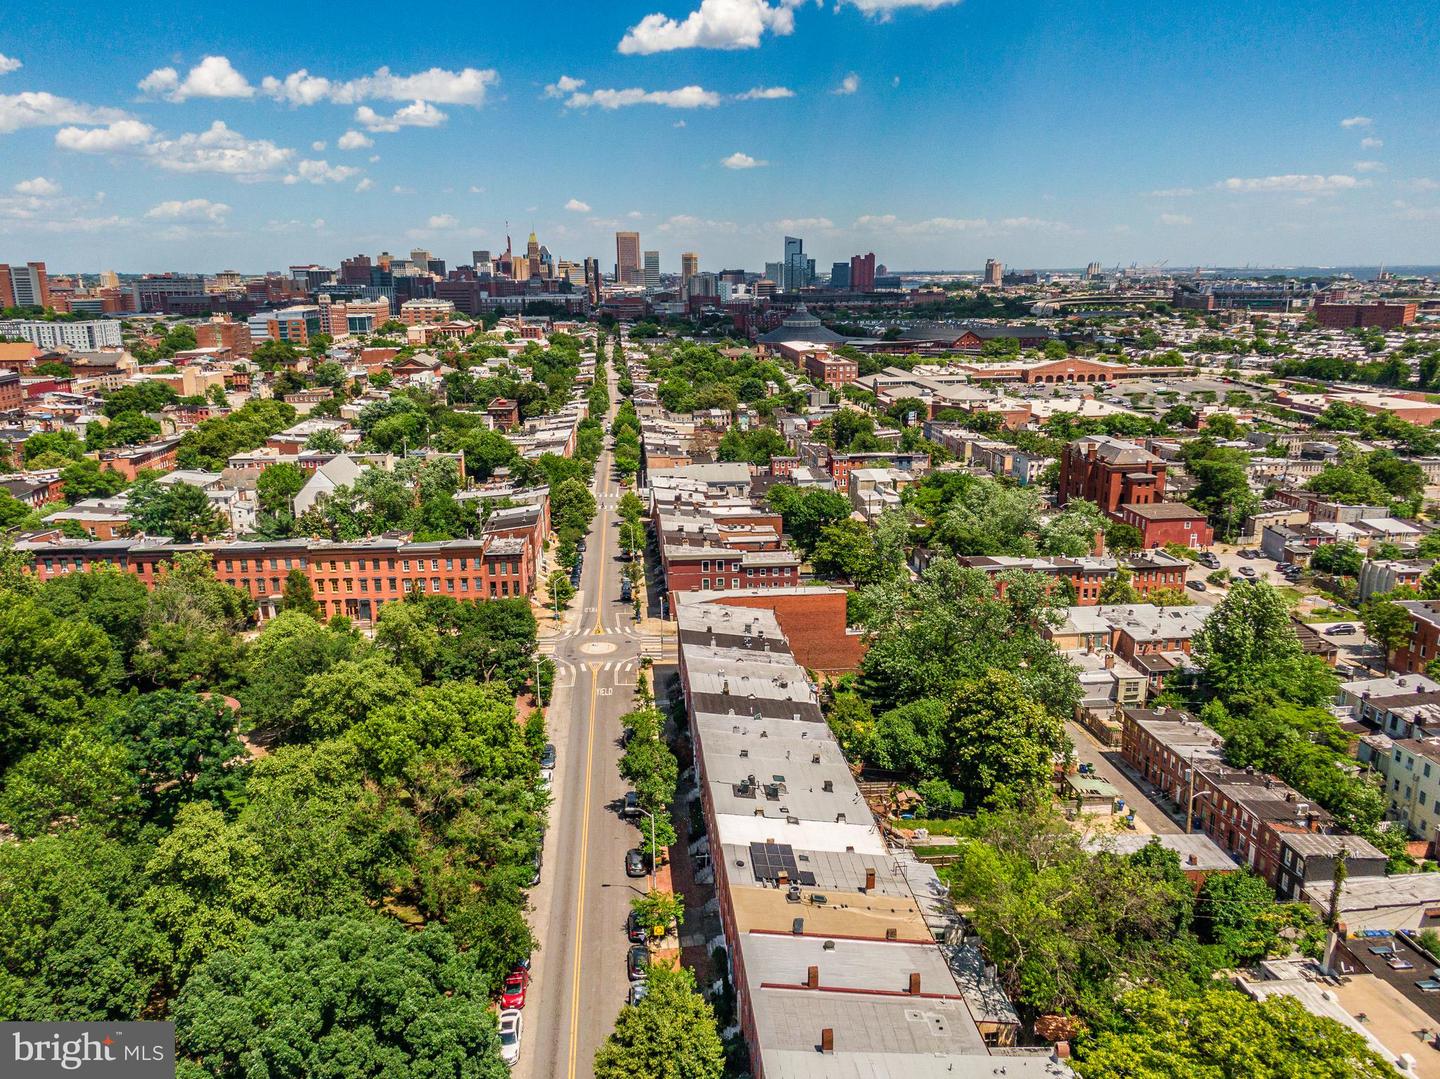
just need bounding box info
[1,0,1438,271]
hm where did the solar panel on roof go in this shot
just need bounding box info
[748,841,815,886]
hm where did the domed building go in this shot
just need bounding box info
[757,304,849,346]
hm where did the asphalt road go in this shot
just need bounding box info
[517,356,673,1079]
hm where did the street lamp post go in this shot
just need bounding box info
[637,807,658,892]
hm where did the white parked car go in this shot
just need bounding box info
[498,1008,523,1067]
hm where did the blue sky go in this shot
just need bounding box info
[1,0,1437,274]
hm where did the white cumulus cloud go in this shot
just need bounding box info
[1360,136,1383,149]
[355,178,374,192]
[564,198,591,212]
[13,176,59,196]
[1354,160,1386,173]
[284,159,361,185]
[139,56,254,101]
[145,198,231,222]
[263,65,498,107]
[543,75,585,99]
[721,151,766,169]
[736,86,794,100]
[564,85,721,109]
[1339,115,1372,128]
[0,92,131,134]
[841,0,964,14]
[53,119,155,152]
[337,129,374,150]
[1159,212,1193,226]
[356,101,447,131]
[1218,173,1364,193]
[619,0,799,54]
[0,54,21,75]
[427,213,458,229]
[832,73,860,95]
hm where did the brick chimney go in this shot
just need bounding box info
[1053,1041,1071,1061]
[806,965,819,989]
[907,972,921,995]
[820,1028,834,1054]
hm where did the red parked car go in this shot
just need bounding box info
[500,968,530,1009]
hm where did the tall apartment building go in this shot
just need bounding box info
[782,235,812,292]
[850,251,876,292]
[0,319,122,349]
[195,316,255,359]
[339,254,373,286]
[0,262,51,308]
[680,251,699,294]
[983,258,1003,287]
[642,250,660,290]
[763,261,784,286]
[247,306,323,345]
[615,231,641,285]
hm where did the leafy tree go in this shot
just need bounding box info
[280,567,320,618]
[256,462,305,518]
[943,671,1064,808]
[1075,987,1390,1079]
[128,478,225,542]
[1309,541,1363,578]
[240,611,356,734]
[174,915,509,1079]
[1194,581,1335,707]
[1361,596,1416,673]
[0,725,139,837]
[57,457,128,503]
[22,430,85,464]
[1182,440,1258,542]
[132,553,252,688]
[630,889,686,938]
[303,428,345,453]
[1041,499,1107,558]
[856,557,1080,718]
[112,690,245,823]
[810,518,880,582]
[1098,571,1140,605]
[0,828,166,1020]
[548,569,576,612]
[551,477,597,540]
[287,655,417,740]
[766,484,852,556]
[1103,519,1144,555]
[34,565,149,660]
[594,963,725,1079]
[1306,464,1390,506]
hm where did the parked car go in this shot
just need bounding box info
[540,743,557,770]
[1187,580,1207,592]
[627,909,649,944]
[625,848,648,878]
[620,578,633,603]
[1236,566,1257,578]
[621,791,641,819]
[530,849,542,887]
[1330,624,1356,636]
[498,1009,523,1066]
[1198,552,1221,569]
[1239,548,1258,559]
[627,944,650,981]
[627,981,648,1006]
[500,968,530,1010]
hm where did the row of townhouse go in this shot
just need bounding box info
[16,502,545,623]
[912,549,1191,604]
[676,598,1073,1078]
[1120,707,1389,901]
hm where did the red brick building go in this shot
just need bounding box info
[1116,501,1214,550]
[1315,302,1417,330]
[696,586,867,674]
[961,550,1189,604]
[194,316,254,359]
[800,349,858,388]
[1058,435,1167,512]
[19,532,537,624]
[0,370,22,412]
[1389,601,1440,675]
[93,437,183,481]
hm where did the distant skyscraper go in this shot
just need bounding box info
[99,269,119,289]
[643,250,660,290]
[829,262,851,290]
[849,252,876,292]
[984,258,1003,287]
[616,231,641,285]
[0,262,50,308]
[680,251,699,294]
[782,236,810,292]
[692,271,719,298]
[1084,261,1103,280]
[764,261,784,286]
[583,257,601,304]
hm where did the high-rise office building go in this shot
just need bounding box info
[829,262,850,290]
[616,231,641,285]
[642,250,660,290]
[782,236,810,292]
[680,251,699,294]
[984,258,1003,287]
[764,261,784,286]
[0,262,50,309]
[691,272,719,298]
[850,252,876,292]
